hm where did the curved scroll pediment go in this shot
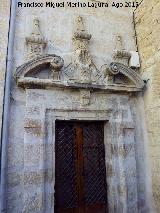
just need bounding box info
[105,62,145,89]
[15,56,145,92]
[15,54,64,80]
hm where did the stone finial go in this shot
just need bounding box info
[26,18,47,60]
[72,16,92,83]
[64,16,101,84]
[73,16,91,43]
[113,34,131,66]
[75,16,85,33]
[115,34,123,50]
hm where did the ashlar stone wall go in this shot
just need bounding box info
[135,1,160,212]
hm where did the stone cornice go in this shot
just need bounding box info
[15,56,145,92]
[16,77,143,92]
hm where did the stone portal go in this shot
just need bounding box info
[8,15,149,213]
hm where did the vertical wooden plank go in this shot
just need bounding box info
[75,125,85,213]
[55,121,78,213]
[82,122,107,213]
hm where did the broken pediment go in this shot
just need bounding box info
[15,59,145,92]
[15,54,64,87]
[103,62,145,89]
[15,16,145,92]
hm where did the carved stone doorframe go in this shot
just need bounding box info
[23,87,138,213]
[49,110,112,213]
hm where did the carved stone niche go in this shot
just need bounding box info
[15,54,64,88]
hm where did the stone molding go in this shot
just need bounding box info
[109,62,145,89]
[15,54,64,81]
[15,55,145,92]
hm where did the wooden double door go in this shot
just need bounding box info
[55,121,108,213]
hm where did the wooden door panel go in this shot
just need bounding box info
[55,122,78,211]
[83,123,107,208]
[75,126,85,208]
[55,121,107,213]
